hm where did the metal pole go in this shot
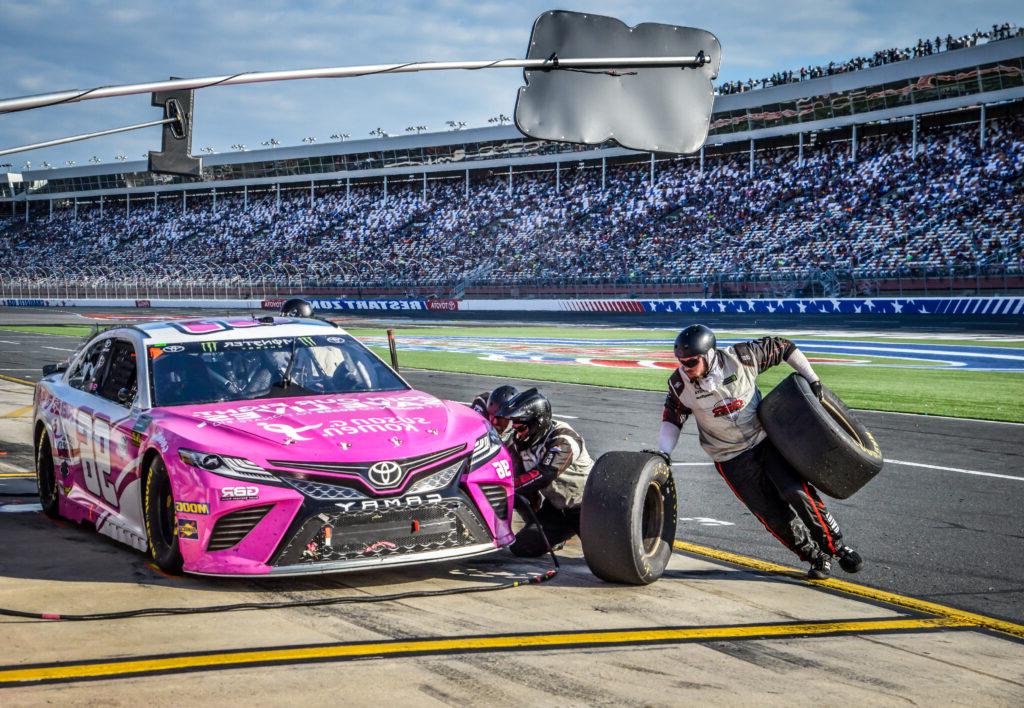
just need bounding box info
[126,191,130,218]
[555,161,560,192]
[749,139,754,177]
[243,184,247,209]
[24,200,28,223]
[275,182,281,210]
[212,187,216,211]
[0,117,175,157]
[601,156,606,190]
[980,103,986,149]
[649,152,655,187]
[464,169,469,199]
[911,115,918,159]
[382,175,387,204]
[182,190,186,214]
[74,197,78,220]
[48,199,52,220]
[798,132,803,166]
[346,177,350,204]
[0,55,711,114]
[699,145,704,172]
[310,179,315,208]
[851,124,857,161]
[152,192,157,212]
[100,194,104,218]
[422,172,426,201]
[508,165,512,195]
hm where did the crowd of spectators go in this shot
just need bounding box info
[717,23,1021,95]
[1,115,1022,296]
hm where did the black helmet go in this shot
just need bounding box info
[485,385,519,421]
[496,387,552,448]
[674,324,716,362]
[281,298,314,318]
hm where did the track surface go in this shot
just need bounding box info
[2,309,1022,626]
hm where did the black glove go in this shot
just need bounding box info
[642,449,672,466]
[809,380,823,401]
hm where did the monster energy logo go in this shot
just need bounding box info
[299,337,316,346]
[201,342,217,352]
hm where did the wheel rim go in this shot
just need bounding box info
[821,398,864,446]
[640,481,664,555]
[153,471,176,548]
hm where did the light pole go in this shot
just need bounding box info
[200,147,215,154]
[405,125,428,134]
[261,138,280,147]
[302,136,317,144]
[369,128,389,138]
[445,120,467,131]
[330,133,350,141]
[487,114,511,125]
[231,143,247,151]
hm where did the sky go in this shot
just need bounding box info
[0,0,1020,170]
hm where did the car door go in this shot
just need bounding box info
[63,337,137,512]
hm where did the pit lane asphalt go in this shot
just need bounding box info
[1,310,1022,625]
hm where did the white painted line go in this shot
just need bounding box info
[672,462,714,467]
[552,414,578,420]
[0,503,42,513]
[865,409,1024,427]
[885,459,1024,482]
[42,346,76,352]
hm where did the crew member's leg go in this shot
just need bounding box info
[715,443,820,562]
[759,440,843,553]
[510,501,578,557]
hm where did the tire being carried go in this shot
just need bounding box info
[580,452,677,585]
[758,373,883,499]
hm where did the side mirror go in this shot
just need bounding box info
[42,362,69,377]
[116,387,134,405]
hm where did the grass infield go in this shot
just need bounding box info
[4,323,1022,422]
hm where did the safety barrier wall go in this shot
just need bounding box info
[2,296,1022,316]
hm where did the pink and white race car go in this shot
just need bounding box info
[33,316,516,576]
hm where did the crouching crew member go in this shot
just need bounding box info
[470,385,519,441]
[658,324,863,579]
[495,388,595,557]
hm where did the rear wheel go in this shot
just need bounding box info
[35,431,60,519]
[144,456,183,574]
[580,452,677,585]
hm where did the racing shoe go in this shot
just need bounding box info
[807,554,832,580]
[836,545,864,574]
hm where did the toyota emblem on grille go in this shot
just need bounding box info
[368,460,403,488]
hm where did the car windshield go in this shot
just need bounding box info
[148,333,408,407]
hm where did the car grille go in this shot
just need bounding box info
[478,484,509,521]
[405,459,463,495]
[207,505,273,552]
[282,477,368,501]
[272,498,491,566]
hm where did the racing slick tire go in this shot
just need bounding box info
[143,456,184,574]
[35,430,60,519]
[580,452,677,585]
[758,373,884,499]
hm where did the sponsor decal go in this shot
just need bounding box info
[191,395,444,426]
[426,298,459,312]
[177,519,199,539]
[261,299,286,310]
[220,485,259,501]
[492,459,512,479]
[162,345,184,353]
[723,374,737,385]
[201,342,217,352]
[308,299,425,312]
[336,493,443,513]
[257,421,323,441]
[174,501,209,515]
[368,460,402,488]
[326,336,347,344]
[134,299,152,308]
[712,399,745,417]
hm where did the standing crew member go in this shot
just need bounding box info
[657,324,863,579]
[496,388,594,557]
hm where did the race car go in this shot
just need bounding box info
[32,316,516,576]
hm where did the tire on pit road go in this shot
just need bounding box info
[35,429,60,519]
[758,373,884,499]
[144,456,184,574]
[580,452,677,585]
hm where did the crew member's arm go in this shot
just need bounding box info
[734,336,823,398]
[516,428,584,493]
[656,374,692,461]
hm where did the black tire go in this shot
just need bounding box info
[35,430,60,519]
[580,452,677,585]
[758,373,884,499]
[143,456,184,574]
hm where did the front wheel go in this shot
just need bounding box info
[143,456,184,574]
[36,431,60,519]
[580,452,678,585]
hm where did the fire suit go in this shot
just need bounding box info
[508,420,594,557]
[660,337,844,562]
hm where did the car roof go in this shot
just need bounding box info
[124,316,344,344]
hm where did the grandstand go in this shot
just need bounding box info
[1,33,1022,300]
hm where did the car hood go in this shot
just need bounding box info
[148,390,484,463]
